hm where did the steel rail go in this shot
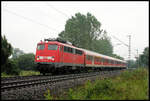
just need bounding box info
[1,72,100,92]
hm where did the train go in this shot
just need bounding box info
[35,38,127,75]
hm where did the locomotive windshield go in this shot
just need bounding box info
[48,44,58,50]
[37,44,45,50]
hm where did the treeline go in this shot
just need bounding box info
[127,47,149,68]
[58,12,123,60]
[1,35,36,75]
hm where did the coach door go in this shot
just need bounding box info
[92,56,94,65]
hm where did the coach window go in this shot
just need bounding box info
[90,56,93,61]
[101,58,103,63]
[117,61,119,64]
[95,57,97,62]
[102,58,104,63]
[86,55,89,60]
[104,59,106,63]
[112,60,114,64]
[88,56,90,60]
[108,59,110,64]
[94,57,96,62]
[72,48,75,54]
[48,44,58,50]
[88,55,91,60]
[37,44,45,50]
[108,59,110,63]
[103,58,105,63]
[96,57,99,62]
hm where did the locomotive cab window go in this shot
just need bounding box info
[48,44,58,50]
[37,44,45,50]
[75,49,83,55]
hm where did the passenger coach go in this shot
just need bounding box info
[81,49,126,70]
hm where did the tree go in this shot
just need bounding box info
[111,54,124,60]
[58,12,113,57]
[1,35,13,72]
[127,60,137,68]
[93,30,113,56]
[1,35,20,75]
[138,47,149,67]
[58,12,103,50]
[5,59,20,75]
[1,35,12,66]
[17,53,36,70]
[12,48,24,59]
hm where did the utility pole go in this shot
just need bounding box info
[136,49,139,68]
[128,35,131,68]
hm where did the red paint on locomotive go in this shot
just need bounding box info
[35,39,127,74]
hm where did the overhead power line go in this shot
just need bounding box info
[46,3,69,18]
[3,8,59,32]
[111,34,138,60]
[110,35,129,47]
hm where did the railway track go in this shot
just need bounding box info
[1,75,44,82]
[1,72,100,92]
[1,70,125,100]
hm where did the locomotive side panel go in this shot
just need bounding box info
[61,45,85,67]
[62,46,74,66]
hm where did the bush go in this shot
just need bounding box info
[2,59,20,75]
[17,53,36,71]
[1,72,14,77]
[55,68,148,100]
[44,89,53,100]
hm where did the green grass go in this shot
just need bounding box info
[44,68,149,100]
[1,70,40,77]
[1,72,15,77]
[19,70,40,76]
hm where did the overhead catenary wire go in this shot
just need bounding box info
[110,34,129,47]
[46,3,69,18]
[109,34,138,60]
[3,8,59,32]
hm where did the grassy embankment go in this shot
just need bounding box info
[44,68,149,100]
[1,70,40,77]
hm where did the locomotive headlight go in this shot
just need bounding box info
[51,56,55,61]
[37,56,39,60]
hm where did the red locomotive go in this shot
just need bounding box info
[35,38,127,75]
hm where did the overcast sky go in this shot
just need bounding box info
[2,1,149,60]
